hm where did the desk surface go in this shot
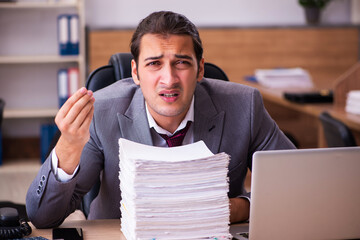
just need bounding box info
[30,219,248,240]
[239,80,360,133]
[30,219,125,240]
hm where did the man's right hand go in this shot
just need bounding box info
[54,87,95,174]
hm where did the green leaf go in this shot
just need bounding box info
[298,0,331,8]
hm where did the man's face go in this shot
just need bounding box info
[131,33,204,131]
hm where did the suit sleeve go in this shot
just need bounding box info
[247,89,296,169]
[25,156,80,228]
[26,121,104,228]
[233,88,295,202]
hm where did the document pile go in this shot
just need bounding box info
[119,138,231,240]
[345,90,360,115]
[255,67,314,89]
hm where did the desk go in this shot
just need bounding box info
[238,80,360,148]
[29,219,248,240]
[29,219,125,240]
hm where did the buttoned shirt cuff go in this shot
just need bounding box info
[51,149,79,182]
[240,195,251,206]
[238,195,251,222]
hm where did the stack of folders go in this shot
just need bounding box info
[57,67,79,108]
[57,14,79,55]
[346,90,360,115]
[118,138,231,240]
[255,67,314,89]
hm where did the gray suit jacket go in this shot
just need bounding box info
[26,78,295,228]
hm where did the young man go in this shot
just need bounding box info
[26,11,295,228]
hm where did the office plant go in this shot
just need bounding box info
[298,0,331,24]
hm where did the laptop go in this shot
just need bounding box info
[230,146,360,240]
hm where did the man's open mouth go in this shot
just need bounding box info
[160,93,179,97]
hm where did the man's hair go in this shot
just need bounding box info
[130,11,203,67]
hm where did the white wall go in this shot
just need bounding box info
[85,0,351,29]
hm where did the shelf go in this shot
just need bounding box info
[4,108,58,119]
[0,1,78,9]
[0,0,85,140]
[0,55,81,64]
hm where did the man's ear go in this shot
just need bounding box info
[131,59,140,85]
[197,58,205,82]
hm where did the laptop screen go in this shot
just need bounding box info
[248,147,360,240]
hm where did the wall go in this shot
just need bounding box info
[85,0,351,29]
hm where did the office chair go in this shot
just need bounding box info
[0,98,5,166]
[79,52,229,218]
[319,112,357,147]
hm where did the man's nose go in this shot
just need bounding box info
[160,64,178,86]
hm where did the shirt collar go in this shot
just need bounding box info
[146,96,194,136]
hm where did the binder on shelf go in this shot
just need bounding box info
[57,14,69,55]
[57,67,79,108]
[40,124,59,163]
[57,69,68,108]
[57,14,79,56]
[69,14,79,55]
[68,67,79,96]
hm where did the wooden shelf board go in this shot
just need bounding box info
[0,55,81,64]
[4,108,58,119]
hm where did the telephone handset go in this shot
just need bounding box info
[0,207,32,239]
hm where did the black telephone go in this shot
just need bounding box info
[0,207,32,239]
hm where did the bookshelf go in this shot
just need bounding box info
[0,0,85,122]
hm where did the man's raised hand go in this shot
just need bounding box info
[54,87,95,174]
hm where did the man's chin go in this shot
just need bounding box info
[154,106,186,118]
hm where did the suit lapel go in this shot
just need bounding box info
[117,88,153,146]
[193,84,225,154]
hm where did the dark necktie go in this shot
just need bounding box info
[159,121,192,147]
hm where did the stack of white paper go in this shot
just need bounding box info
[255,67,314,89]
[346,90,360,115]
[118,138,231,240]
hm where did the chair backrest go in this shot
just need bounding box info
[319,112,357,147]
[203,62,229,81]
[81,52,229,218]
[86,52,229,91]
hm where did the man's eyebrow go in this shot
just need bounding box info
[144,55,163,61]
[144,54,193,61]
[175,54,193,60]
